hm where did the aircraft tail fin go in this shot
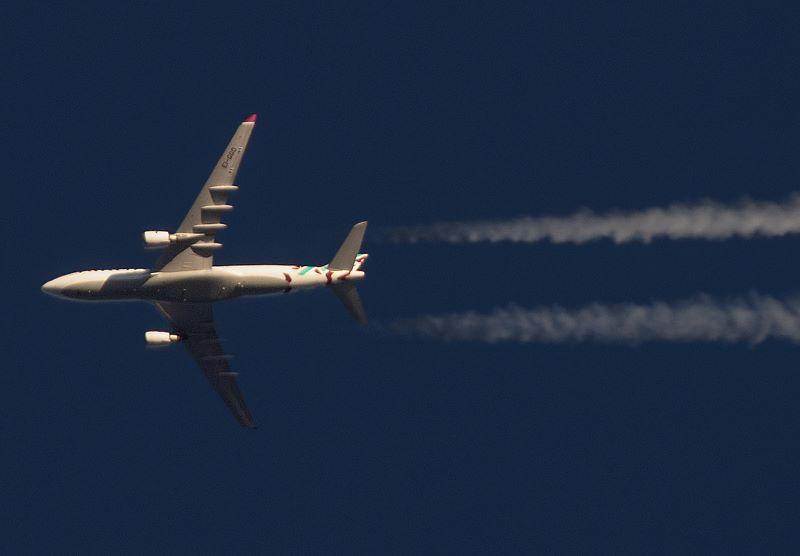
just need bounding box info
[331,282,367,324]
[329,221,368,323]
[329,221,368,270]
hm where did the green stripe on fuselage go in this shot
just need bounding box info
[299,266,315,275]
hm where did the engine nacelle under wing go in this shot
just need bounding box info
[143,231,205,249]
[143,231,171,248]
[145,330,181,347]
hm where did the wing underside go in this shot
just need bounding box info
[155,301,256,428]
[155,115,257,272]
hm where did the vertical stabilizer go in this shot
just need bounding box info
[329,221,368,270]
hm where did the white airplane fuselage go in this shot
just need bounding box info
[41,264,365,303]
[41,113,370,427]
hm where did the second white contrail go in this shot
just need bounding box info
[388,195,800,244]
[392,294,800,345]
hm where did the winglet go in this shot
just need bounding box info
[244,113,257,123]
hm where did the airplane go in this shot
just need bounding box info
[41,114,368,428]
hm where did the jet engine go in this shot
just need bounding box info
[144,331,181,346]
[143,230,205,249]
[143,231,171,248]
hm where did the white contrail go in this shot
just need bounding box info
[387,195,800,244]
[392,294,800,345]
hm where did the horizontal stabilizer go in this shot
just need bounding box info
[330,221,368,271]
[331,283,367,324]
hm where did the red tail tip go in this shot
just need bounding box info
[244,113,257,123]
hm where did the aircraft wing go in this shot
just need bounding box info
[155,114,258,272]
[155,301,256,428]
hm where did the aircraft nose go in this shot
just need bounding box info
[41,277,64,297]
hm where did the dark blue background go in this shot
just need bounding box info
[7,2,800,552]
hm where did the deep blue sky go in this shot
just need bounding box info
[7,2,800,552]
